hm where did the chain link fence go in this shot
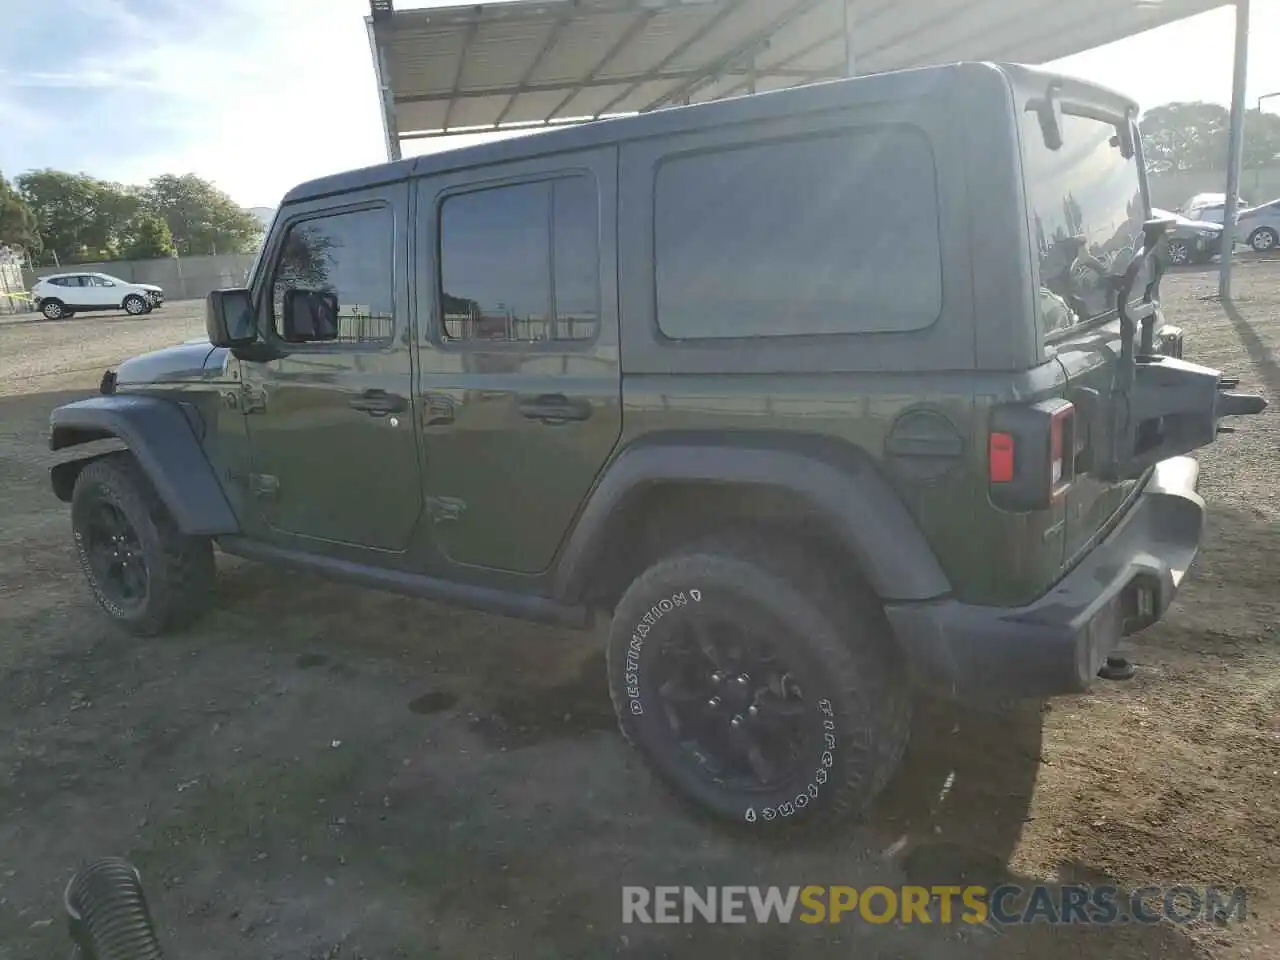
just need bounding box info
[1,251,35,316]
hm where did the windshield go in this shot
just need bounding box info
[1022,108,1150,335]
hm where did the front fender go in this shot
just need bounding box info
[50,395,238,537]
[552,436,953,604]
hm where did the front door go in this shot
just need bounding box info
[415,149,622,574]
[239,184,422,554]
[89,275,120,307]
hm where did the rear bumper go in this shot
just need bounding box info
[886,456,1204,699]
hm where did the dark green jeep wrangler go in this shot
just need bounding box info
[49,63,1265,831]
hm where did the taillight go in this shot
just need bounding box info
[988,432,1015,483]
[989,398,1075,511]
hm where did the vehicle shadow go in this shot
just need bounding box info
[202,563,1220,959]
[1222,296,1280,400]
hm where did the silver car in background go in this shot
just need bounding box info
[1237,198,1280,252]
[1177,192,1249,224]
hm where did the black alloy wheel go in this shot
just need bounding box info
[654,615,813,791]
[80,496,149,611]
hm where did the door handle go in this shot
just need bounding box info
[518,394,592,424]
[349,389,407,416]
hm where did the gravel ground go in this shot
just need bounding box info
[0,276,1276,960]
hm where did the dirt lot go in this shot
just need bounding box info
[0,276,1276,960]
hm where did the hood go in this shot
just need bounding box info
[114,338,227,386]
[138,283,163,292]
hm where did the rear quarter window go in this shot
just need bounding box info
[653,125,943,340]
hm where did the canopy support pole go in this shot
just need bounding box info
[843,0,857,76]
[1218,0,1250,300]
[367,3,403,162]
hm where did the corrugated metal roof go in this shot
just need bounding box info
[369,0,1224,144]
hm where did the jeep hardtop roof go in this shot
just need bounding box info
[283,61,1139,206]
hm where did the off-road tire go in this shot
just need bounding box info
[71,453,216,635]
[606,534,911,831]
[122,294,149,316]
[41,299,66,320]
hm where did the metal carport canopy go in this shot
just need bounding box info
[367,0,1223,156]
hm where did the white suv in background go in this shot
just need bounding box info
[30,272,164,320]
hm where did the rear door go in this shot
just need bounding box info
[63,275,93,308]
[413,148,622,574]
[1020,103,1149,565]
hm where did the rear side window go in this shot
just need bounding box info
[438,175,600,344]
[653,126,943,340]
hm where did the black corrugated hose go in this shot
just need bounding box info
[63,858,165,960]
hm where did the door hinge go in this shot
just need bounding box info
[424,394,455,426]
[250,474,279,500]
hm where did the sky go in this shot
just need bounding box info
[1,0,1277,209]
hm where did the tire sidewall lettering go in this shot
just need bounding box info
[624,589,700,717]
[617,579,845,827]
[738,696,838,824]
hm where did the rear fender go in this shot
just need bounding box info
[49,395,238,536]
[552,435,952,604]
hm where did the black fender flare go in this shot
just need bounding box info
[49,395,238,537]
[552,436,953,604]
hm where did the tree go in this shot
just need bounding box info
[145,174,262,256]
[121,211,175,259]
[1140,102,1229,174]
[15,169,125,263]
[1243,107,1280,171]
[0,172,41,257]
[1141,101,1280,174]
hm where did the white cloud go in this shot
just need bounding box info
[1049,4,1280,114]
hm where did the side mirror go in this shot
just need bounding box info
[206,288,256,347]
[281,289,340,342]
